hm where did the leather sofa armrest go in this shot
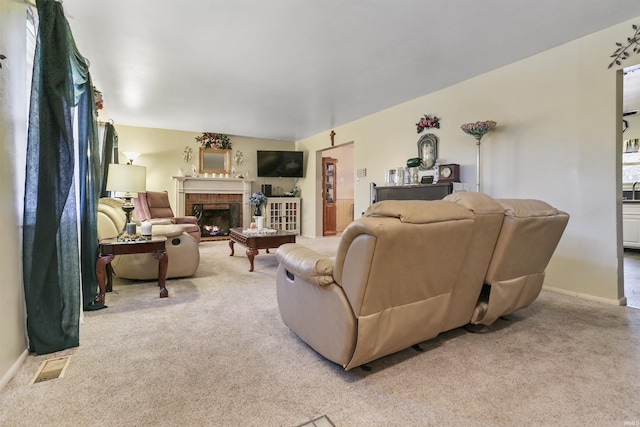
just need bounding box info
[276,243,335,287]
[145,218,173,225]
[144,224,186,238]
[175,216,198,225]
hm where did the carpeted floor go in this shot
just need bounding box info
[1,236,640,426]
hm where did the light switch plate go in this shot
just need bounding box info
[357,168,367,177]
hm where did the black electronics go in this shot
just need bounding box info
[257,151,304,178]
[261,184,272,196]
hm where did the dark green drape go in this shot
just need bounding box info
[78,78,102,311]
[23,0,102,354]
[100,122,118,198]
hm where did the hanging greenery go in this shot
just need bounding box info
[608,24,640,69]
[195,132,232,149]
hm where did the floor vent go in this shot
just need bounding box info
[30,356,71,384]
[296,415,335,427]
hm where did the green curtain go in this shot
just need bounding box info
[100,122,119,197]
[23,0,102,354]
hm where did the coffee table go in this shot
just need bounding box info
[229,227,296,272]
[95,236,168,304]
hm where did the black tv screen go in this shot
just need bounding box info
[257,150,304,178]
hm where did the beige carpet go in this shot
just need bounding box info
[1,236,640,426]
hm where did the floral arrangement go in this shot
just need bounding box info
[249,192,268,206]
[416,114,440,133]
[608,24,640,69]
[460,121,497,139]
[93,86,103,111]
[196,132,232,150]
[182,146,193,162]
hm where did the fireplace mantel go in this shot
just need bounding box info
[173,176,255,228]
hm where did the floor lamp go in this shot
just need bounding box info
[106,163,147,232]
[461,121,497,193]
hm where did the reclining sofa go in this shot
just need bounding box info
[98,197,200,280]
[275,193,568,370]
[133,191,201,243]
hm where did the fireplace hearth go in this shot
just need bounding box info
[192,203,241,239]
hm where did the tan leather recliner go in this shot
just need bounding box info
[276,194,569,369]
[133,191,201,243]
[98,198,200,280]
[276,199,504,370]
[462,198,570,326]
[438,192,506,331]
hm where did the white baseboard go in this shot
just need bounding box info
[0,349,28,392]
[544,285,627,306]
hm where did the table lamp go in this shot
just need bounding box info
[106,163,147,230]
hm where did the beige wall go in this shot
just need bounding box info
[0,0,29,389]
[296,17,640,304]
[115,125,296,212]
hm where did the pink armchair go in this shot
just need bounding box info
[133,191,201,243]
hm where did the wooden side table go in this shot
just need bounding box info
[95,236,168,304]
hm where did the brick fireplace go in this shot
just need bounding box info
[186,193,243,240]
[173,176,254,231]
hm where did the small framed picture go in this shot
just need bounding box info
[421,175,434,184]
[386,168,398,185]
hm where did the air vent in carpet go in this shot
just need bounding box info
[30,356,71,384]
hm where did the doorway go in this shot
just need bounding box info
[321,143,354,236]
[621,63,640,309]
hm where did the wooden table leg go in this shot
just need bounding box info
[152,250,169,298]
[246,247,258,272]
[105,263,115,292]
[95,254,115,305]
[229,239,235,256]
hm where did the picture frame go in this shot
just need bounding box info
[386,168,398,185]
[199,147,231,175]
[421,175,434,184]
[417,133,438,171]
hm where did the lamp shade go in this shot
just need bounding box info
[122,151,141,164]
[106,164,146,193]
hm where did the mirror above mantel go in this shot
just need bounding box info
[199,147,231,175]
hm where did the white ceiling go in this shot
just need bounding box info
[61,0,640,141]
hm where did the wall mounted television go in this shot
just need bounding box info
[257,150,304,178]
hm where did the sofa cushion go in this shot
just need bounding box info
[145,191,176,219]
[497,199,560,218]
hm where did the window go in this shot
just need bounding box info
[623,139,640,184]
